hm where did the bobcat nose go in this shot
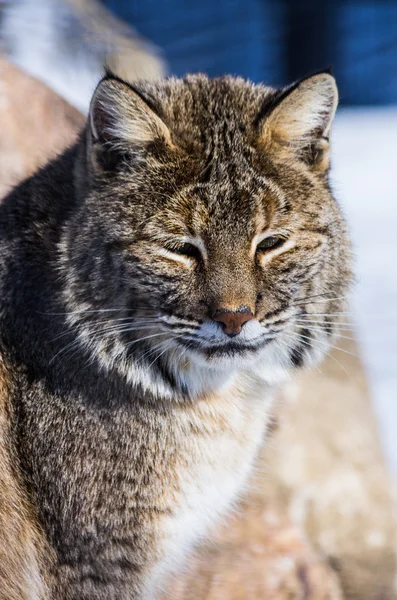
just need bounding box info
[212,307,254,338]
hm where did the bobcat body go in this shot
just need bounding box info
[0,72,351,598]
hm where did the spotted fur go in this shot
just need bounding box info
[0,72,352,598]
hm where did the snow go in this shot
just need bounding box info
[332,108,397,475]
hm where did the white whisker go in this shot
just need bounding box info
[146,341,179,370]
[135,338,176,366]
[291,330,359,359]
[294,318,357,328]
[294,322,357,333]
[283,332,353,380]
[125,332,172,349]
[50,326,168,363]
[293,324,357,341]
[299,312,355,317]
[50,323,160,343]
[42,308,135,316]
[294,295,348,306]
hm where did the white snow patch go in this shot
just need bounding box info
[332,108,397,476]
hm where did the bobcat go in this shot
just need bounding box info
[0,71,351,599]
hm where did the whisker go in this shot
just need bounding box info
[283,333,324,376]
[89,318,162,329]
[300,317,396,328]
[293,323,357,340]
[294,319,357,333]
[49,337,83,364]
[326,352,353,380]
[135,339,174,366]
[125,332,172,349]
[299,312,355,317]
[41,308,134,316]
[146,341,179,371]
[283,332,353,381]
[292,330,360,359]
[50,323,160,343]
[50,327,168,363]
[294,295,348,306]
[302,312,397,320]
[294,318,356,327]
[100,325,161,337]
[299,317,361,326]
[79,325,164,346]
[41,308,159,318]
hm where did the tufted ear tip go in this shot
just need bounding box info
[90,76,171,145]
[259,72,338,173]
[86,75,173,174]
[264,72,338,147]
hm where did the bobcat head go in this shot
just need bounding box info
[60,72,352,397]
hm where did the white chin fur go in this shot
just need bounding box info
[178,330,295,392]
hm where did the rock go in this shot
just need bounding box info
[0,58,85,198]
[161,504,343,600]
[260,337,397,600]
[0,0,165,113]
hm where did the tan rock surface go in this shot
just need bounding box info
[260,338,397,599]
[1,61,396,600]
[162,504,343,600]
[0,58,85,198]
[0,0,165,113]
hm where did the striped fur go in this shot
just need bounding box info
[0,73,352,598]
[0,357,51,600]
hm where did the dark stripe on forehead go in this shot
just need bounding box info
[260,176,292,215]
[298,226,331,236]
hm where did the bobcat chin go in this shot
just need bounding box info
[0,72,352,599]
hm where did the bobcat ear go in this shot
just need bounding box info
[88,76,172,171]
[263,73,338,171]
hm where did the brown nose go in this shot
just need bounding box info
[212,307,254,337]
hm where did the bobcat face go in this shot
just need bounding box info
[61,73,352,394]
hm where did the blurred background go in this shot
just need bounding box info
[1,0,396,471]
[106,0,397,105]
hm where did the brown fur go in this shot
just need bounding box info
[0,73,352,598]
[0,357,51,600]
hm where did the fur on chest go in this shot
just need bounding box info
[147,372,274,587]
[17,370,273,597]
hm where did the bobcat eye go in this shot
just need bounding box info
[256,235,286,253]
[165,242,201,261]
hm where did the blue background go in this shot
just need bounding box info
[104,0,397,105]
